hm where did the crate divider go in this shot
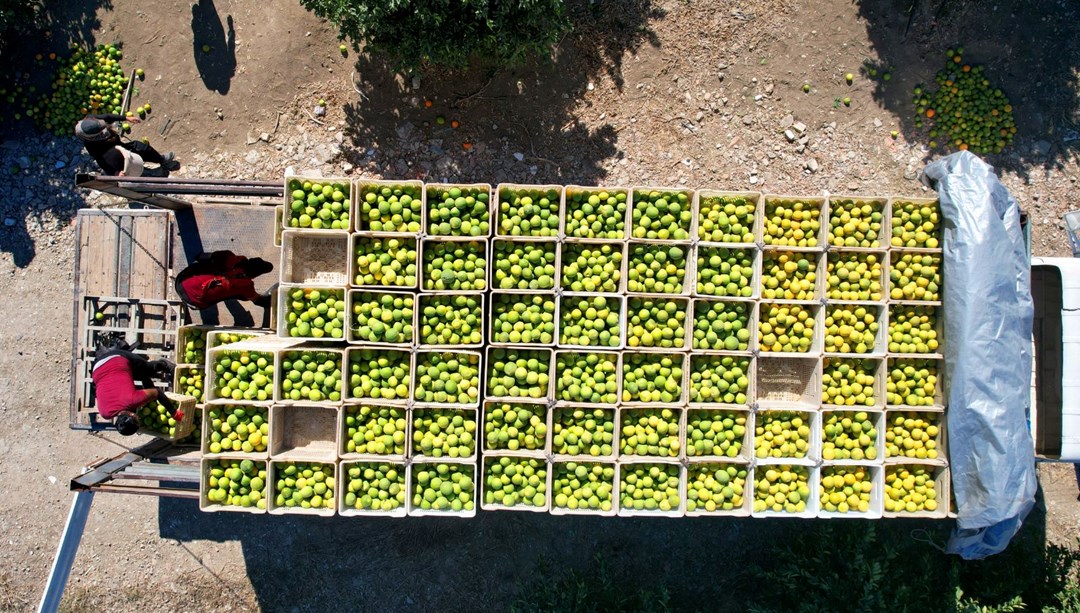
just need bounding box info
[749,462,821,519]
[352,178,426,234]
[280,229,350,286]
[420,235,491,294]
[692,190,764,246]
[493,183,565,239]
[199,456,269,514]
[556,292,626,351]
[561,185,631,241]
[267,458,339,517]
[684,459,754,517]
[480,451,553,513]
[345,288,418,347]
[343,346,414,405]
[338,458,409,517]
[349,232,422,291]
[615,457,687,518]
[817,462,885,519]
[406,458,479,518]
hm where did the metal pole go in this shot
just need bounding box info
[38,491,95,613]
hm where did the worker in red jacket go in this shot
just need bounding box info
[175,251,274,310]
[91,341,177,436]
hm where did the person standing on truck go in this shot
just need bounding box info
[75,113,181,176]
[91,341,177,436]
[175,250,275,310]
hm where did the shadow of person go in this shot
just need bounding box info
[191,0,236,95]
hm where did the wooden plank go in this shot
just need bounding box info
[129,215,169,299]
[80,215,120,296]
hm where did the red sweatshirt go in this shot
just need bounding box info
[178,274,260,310]
[92,357,153,419]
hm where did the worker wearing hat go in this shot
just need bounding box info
[91,340,178,436]
[75,113,181,177]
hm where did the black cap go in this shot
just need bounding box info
[115,411,139,436]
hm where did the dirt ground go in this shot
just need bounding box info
[0,0,1078,611]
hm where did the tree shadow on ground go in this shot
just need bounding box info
[856,0,1080,183]
[156,490,1068,612]
[190,0,237,95]
[0,0,114,267]
[339,0,665,187]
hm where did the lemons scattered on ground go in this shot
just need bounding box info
[914,48,1016,154]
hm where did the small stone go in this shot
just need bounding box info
[4,218,15,227]
[873,118,882,128]
[314,105,326,117]
[764,83,774,95]
[806,159,819,172]
[784,129,796,142]
[259,132,270,142]
[1033,140,1052,156]
[749,176,759,185]
[743,116,753,126]
[793,122,807,134]
[244,150,259,165]
[513,152,524,162]
[847,181,859,191]
[781,115,794,129]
